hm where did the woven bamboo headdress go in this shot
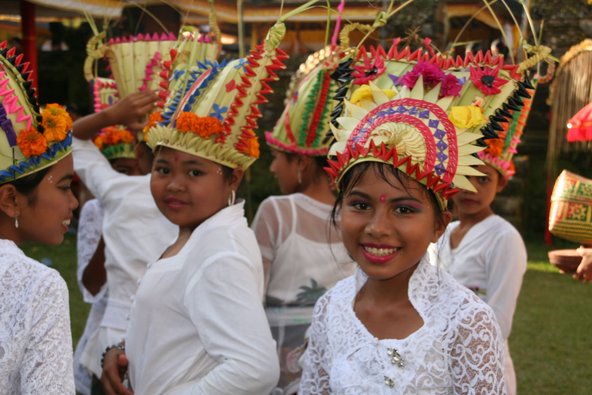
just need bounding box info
[144,23,291,170]
[327,36,551,207]
[0,43,72,184]
[265,46,344,156]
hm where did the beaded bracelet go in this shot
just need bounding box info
[101,342,125,369]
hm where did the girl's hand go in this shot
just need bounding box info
[574,247,592,283]
[101,348,133,395]
[106,90,158,132]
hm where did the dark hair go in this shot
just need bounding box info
[330,161,445,226]
[10,167,51,204]
[220,165,234,183]
[284,152,330,182]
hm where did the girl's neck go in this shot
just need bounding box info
[361,263,417,305]
[458,207,494,227]
[300,178,335,205]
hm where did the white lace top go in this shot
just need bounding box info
[0,239,75,393]
[299,256,507,395]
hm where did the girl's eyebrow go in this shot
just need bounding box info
[347,189,423,204]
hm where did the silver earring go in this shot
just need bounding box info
[227,190,236,206]
[297,169,302,185]
[14,216,19,229]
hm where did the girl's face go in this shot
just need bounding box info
[110,157,142,176]
[17,155,79,245]
[451,164,507,221]
[340,166,448,281]
[269,149,301,194]
[150,147,240,231]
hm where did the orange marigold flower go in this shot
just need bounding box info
[143,111,163,133]
[17,128,48,158]
[194,117,223,138]
[176,112,199,133]
[95,127,135,149]
[485,137,504,157]
[176,112,223,139]
[42,104,72,142]
[238,135,260,158]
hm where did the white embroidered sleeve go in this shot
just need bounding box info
[449,301,507,394]
[20,273,75,394]
[299,294,331,394]
[76,199,106,303]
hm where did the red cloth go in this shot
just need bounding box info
[567,102,592,142]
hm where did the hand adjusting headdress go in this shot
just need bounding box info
[0,42,72,183]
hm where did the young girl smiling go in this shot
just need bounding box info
[297,35,549,392]
[0,44,78,392]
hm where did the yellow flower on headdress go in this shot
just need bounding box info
[448,105,486,129]
[17,127,48,158]
[350,85,396,106]
[41,104,72,142]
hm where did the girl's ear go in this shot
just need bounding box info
[0,184,20,218]
[496,175,509,193]
[432,210,452,243]
[229,168,245,191]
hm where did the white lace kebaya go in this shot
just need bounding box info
[0,239,75,393]
[299,255,507,394]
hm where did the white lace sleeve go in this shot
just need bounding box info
[76,199,105,303]
[299,293,331,394]
[449,301,507,394]
[21,271,75,393]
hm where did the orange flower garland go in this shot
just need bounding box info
[143,111,164,134]
[17,128,48,158]
[42,104,72,142]
[94,127,135,150]
[175,112,223,139]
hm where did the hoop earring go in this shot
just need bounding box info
[297,169,302,185]
[227,190,236,206]
[14,216,19,229]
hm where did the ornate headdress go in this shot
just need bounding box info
[144,23,289,170]
[86,26,219,142]
[0,42,72,184]
[265,46,344,156]
[327,36,551,207]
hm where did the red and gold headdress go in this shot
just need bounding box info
[327,35,552,208]
[0,43,72,183]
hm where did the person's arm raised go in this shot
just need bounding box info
[73,91,157,140]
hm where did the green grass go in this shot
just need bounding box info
[512,240,592,394]
[22,235,592,392]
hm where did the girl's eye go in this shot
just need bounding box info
[349,201,370,211]
[155,167,169,175]
[478,176,490,184]
[188,169,203,177]
[393,206,415,215]
[58,184,72,192]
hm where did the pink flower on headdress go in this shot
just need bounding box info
[440,74,462,98]
[352,54,385,84]
[470,66,509,95]
[399,62,445,90]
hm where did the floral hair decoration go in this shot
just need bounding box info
[327,36,550,208]
[145,22,290,170]
[0,42,72,184]
[93,126,136,161]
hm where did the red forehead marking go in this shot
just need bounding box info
[379,194,387,203]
